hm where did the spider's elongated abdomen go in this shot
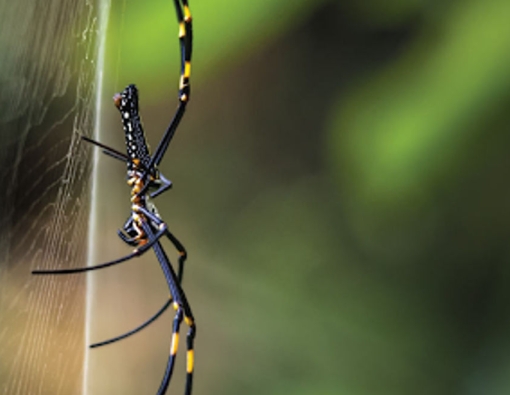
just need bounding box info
[114,84,151,171]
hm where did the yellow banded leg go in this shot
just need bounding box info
[174,0,192,103]
[157,308,184,395]
[184,317,196,395]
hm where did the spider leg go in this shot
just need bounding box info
[116,217,141,247]
[117,229,137,247]
[81,136,129,163]
[117,228,139,247]
[138,0,193,198]
[90,298,173,348]
[142,221,196,395]
[149,102,185,171]
[102,149,128,162]
[90,217,188,348]
[137,206,188,281]
[150,173,173,199]
[32,224,168,275]
[165,229,187,282]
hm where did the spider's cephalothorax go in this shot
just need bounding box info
[33,1,196,395]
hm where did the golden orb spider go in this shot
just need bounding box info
[33,1,195,394]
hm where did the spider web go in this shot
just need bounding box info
[0,0,110,394]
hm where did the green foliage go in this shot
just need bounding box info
[329,0,510,207]
[345,0,426,27]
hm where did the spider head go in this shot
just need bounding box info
[114,84,139,114]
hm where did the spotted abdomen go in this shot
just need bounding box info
[114,84,151,171]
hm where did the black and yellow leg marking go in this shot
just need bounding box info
[174,0,193,103]
[158,304,196,395]
[162,306,183,394]
[142,222,196,395]
[184,316,196,395]
[148,0,193,171]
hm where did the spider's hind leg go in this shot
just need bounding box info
[137,206,188,282]
[117,217,141,247]
[144,221,196,395]
[117,229,139,247]
[90,298,173,348]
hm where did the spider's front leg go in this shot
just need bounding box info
[81,135,129,162]
[150,172,173,199]
[134,171,173,200]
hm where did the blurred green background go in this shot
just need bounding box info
[2,0,510,394]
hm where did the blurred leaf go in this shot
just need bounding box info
[344,0,426,27]
[210,178,461,395]
[329,0,510,207]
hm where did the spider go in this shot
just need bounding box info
[32,1,195,394]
